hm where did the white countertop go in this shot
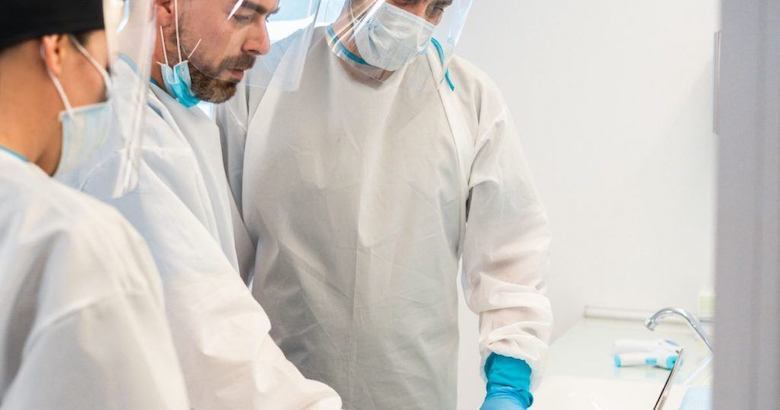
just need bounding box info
[532,318,712,409]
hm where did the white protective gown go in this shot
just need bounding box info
[63,83,342,409]
[0,151,189,410]
[217,28,553,410]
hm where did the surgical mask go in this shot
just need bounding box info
[47,36,114,178]
[353,3,436,71]
[157,0,202,108]
[159,60,200,108]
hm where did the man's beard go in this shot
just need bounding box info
[188,54,256,103]
[189,66,239,103]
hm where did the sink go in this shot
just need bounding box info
[528,318,713,410]
[531,375,687,409]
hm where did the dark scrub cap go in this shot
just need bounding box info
[0,0,104,51]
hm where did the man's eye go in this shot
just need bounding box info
[429,5,445,17]
[431,1,450,12]
[233,14,253,23]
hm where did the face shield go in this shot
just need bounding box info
[157,0,322,102]
[318,0,473,88]
[102,0,157,197]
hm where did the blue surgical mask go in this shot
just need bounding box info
[157,2,201,108]
[159,61,200,108]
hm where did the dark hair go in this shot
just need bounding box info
[0,0,104,52]
[72,31,93,47]
[0,30,95,55]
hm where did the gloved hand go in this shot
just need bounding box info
[480,353,533,410]
[481,387,528,410]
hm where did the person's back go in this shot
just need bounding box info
[0,1,189,406]
[0,151,188,409]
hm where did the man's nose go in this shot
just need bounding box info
[242,22,271,56]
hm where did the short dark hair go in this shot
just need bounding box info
[72,31,93,47]
[0,30,95,55]
[0,0,104,52]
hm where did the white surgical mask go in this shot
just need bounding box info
[353,3,436,71]
[46,36,114,179]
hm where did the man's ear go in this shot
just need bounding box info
[39,35,69,77]
[156,0,175,28]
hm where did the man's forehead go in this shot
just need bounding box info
[355,0,453,7]
[397,0,455,5]
[227,0,279,14]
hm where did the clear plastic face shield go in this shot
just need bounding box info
[318,0,473,88]
[52,0,155,196]
[104,0,156,197]
[158,0,322,104]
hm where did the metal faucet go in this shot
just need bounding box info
[645,307,713,352]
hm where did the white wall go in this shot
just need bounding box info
[454,1,719,408]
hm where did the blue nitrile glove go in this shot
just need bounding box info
[480,353,533,410]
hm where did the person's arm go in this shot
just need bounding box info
[159,257,343,410]
[461,100,553,405]
[90,163,343,410]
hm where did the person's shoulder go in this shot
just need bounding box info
[43,177,135,239]
[448,56,505,102]
[2,166,143,261]
[144,87,193,150]
[1,169,160,337]
[447,56,509,126]
[38,181,155,287]
[3,164,100,222]
[70,104,201,200]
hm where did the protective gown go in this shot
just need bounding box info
[217,27,553,410]
[0,151,189,409]
[63,82,343,409]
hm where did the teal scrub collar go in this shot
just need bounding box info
[327,25,369,66]
[0,145,29,162]
[326,25,455,91]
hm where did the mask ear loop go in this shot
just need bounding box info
[350,0,382,34]
[171,0,202,64]
[187,40,202,60]
[330,0,373,48]
[68,35,113,96]
[159,25,171,67]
